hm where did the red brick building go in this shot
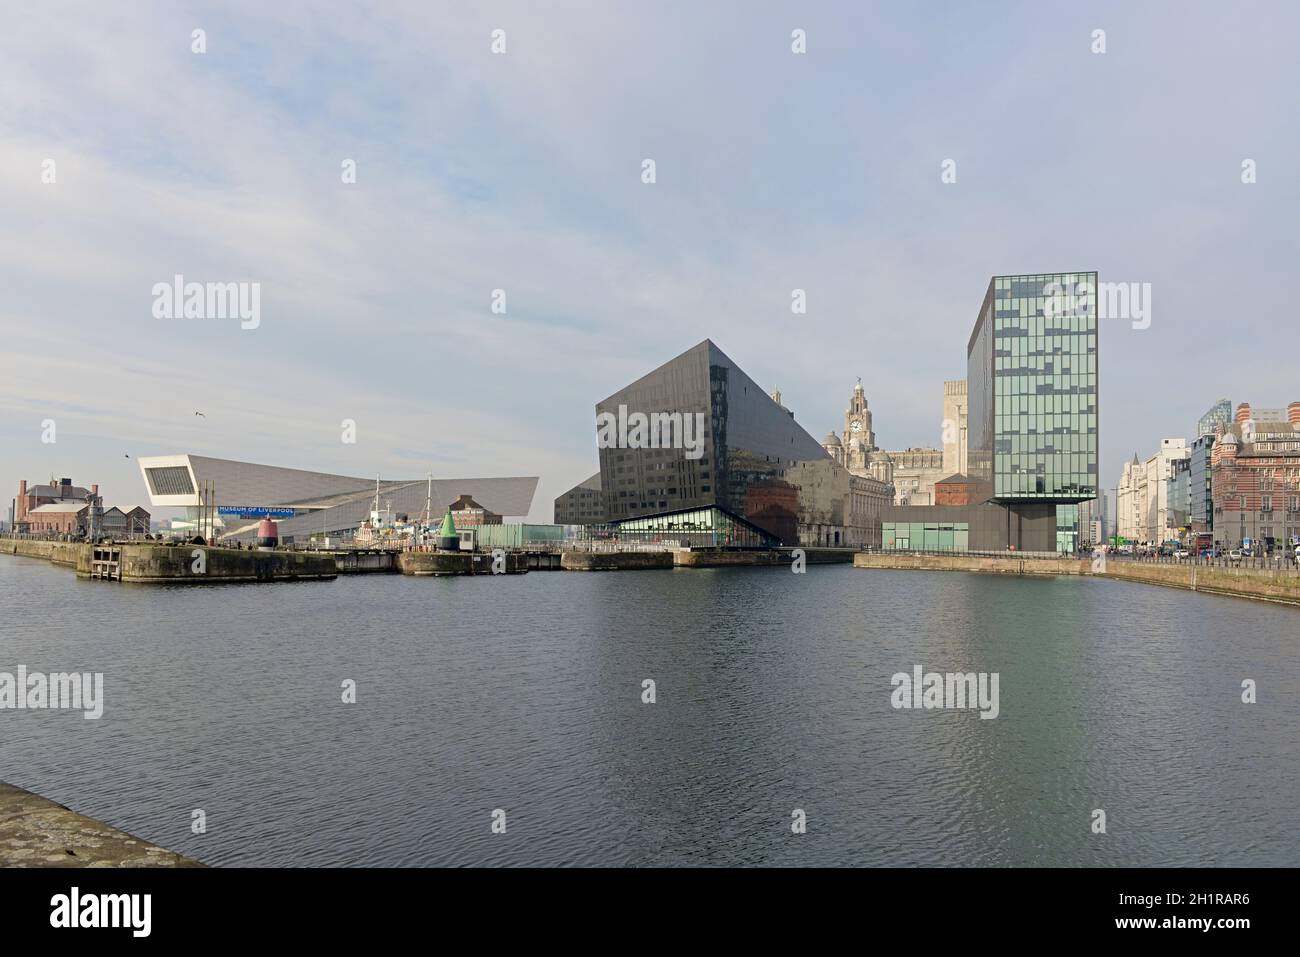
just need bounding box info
[1209,402,1300,551]
[933,473,992,507]
[14,478,150,537]
[448,494,502,527]
[15,478,96,531]
[742,479,800,545]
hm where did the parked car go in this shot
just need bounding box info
[1228,549,1244,564]
[1173,549,1190,560]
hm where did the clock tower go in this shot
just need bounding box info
[843,379,876,469]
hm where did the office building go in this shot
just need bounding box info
[592,340,882,547]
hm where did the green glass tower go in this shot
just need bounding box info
[967,272,1099,551]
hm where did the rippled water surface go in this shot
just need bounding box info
[1,555,1297,866]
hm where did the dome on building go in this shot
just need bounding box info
[823,431,841,447]
[1221,430,1239,445]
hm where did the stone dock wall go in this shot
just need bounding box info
[853,552,1300,606]
[0,782,201,868]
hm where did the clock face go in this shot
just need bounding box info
[850,420,861,432]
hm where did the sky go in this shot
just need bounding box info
[2,1,1298,524]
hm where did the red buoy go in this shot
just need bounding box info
[257,518,279,549]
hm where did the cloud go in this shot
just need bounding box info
[2,1,1300,521]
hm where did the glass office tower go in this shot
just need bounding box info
[969,272,1099,500]
[965,272,1098,551]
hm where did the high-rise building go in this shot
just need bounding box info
[882,271,1100,552]
[1197,398,1233,438]
[968,271,1098,549]
[968,272,1098,502]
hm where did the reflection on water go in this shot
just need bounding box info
[1,556,1296,866]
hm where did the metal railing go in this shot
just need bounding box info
[1109,552,1300,571]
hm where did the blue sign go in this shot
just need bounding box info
[217,506,297,519]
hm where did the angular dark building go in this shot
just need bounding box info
[884,271,1099,553]
[553,472,604,525]
[594,340,830,545]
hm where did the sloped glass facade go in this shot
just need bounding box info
[595,340,829,544]
[585,505,780,548]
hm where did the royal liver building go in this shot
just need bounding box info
[821,380,955,506]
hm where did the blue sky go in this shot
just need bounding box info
[2,1,1298,521]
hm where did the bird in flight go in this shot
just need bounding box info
[194,411,206,417]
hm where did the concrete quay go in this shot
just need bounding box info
[0,782,201,868]
[561,551,674,571]
[4,537,337,583]
[854,552,1091,577]
[674,547,855,568]
[853,551,1300,606]
[396,550,530,576]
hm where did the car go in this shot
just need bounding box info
[1228,549,1244,563]
[1173,549,1190,560]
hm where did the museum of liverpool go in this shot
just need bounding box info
[136,454,538,543]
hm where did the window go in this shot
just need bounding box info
[144,467,194,496]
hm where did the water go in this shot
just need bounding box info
[1,555,1297,867]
